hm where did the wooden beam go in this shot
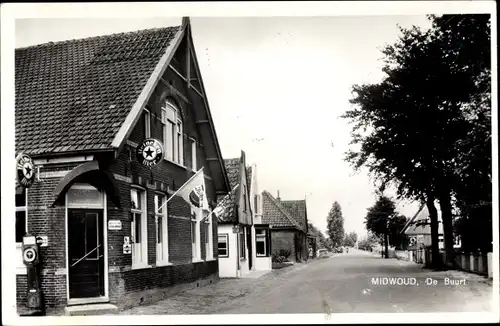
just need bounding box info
[168,65,187,82]
[159,78,190,104]
[196,120,209,124]
[186,27,191,87]
[206,158,219,161]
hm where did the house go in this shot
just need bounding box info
[14,17,230,315]
[215,152,255,277]
[246,163,272,272]
[261,191,309,263]
[401,204,444,250]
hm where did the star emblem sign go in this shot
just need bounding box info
[23,163,33,179]
[143,146,156,160]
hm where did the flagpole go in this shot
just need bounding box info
[156,167,204,214]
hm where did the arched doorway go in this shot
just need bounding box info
[65,183,107,301]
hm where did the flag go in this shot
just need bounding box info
[201,183,239,223]
[161,168,209,215]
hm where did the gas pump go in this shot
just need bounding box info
[22,234,45,315]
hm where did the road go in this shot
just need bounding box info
[120,249,494,315]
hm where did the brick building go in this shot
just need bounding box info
[14,17,230,315]
[261,191,309,263]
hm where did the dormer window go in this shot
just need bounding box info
[161,102,184,165]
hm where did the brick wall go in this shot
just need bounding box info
[271,230,296,261]
[108,260,218,309]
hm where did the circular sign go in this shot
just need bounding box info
[23,247,37,263]
[136,138,164,168]
[16,153,36,188]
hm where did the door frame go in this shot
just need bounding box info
[65,183,109,305]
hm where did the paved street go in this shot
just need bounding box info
[120,249,493,315]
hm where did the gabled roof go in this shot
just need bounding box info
[281,199,308,231]
[214,157,241,224]
[15,25,182,156]
[261,191,304,232]
[224,158,240,189]
[401,203,443,235]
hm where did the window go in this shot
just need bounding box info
[256,229,267,256]
[15,186,27,243]
[204,212,213,260]
[254,195,260,215]
[155,193,168,264]
[162,102,183,165]
[239,231,245,259]
[131,188,148,268]
[191,208,201,260]
[144,109,151,138]
[218,234,229,257]
[190,138,197,171]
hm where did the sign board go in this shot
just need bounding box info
[124,236,130,245]
[16,153,36,188]
[232,225,240,234]
[136,138,164,168]
[409,236,417,247]
[417,235,424,244]
[123,243,132,254]
[108,220,122,230]
[35,236,48,247]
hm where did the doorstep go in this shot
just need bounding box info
[64,303,118,316]
[240,270,272,279]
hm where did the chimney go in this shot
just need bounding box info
[277,190,280,202]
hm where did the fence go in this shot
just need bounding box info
[394,249,493,278]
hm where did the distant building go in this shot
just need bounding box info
[261,191,309,263]
[401,204,444,250]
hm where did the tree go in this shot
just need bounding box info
[308,222,329,250]
[326,201,345,248]
[365,196,397,258]
[342,14,491,268]
[343,231,358,247]
[388,215,408,250]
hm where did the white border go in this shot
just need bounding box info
[1,1,498,325]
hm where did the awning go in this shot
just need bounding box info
[52,161,121,208]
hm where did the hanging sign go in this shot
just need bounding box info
[16,153,36,188]
[108,220,122,230]
[136,138,164,168]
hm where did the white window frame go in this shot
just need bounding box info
[256,229,267,257]
[204,213,213,260]
[190,137,197,171]
[191,208,201,261]
[218,234,229,258]
[155,192,169,266]
[162,102,184,166]
[131,187,149,269]
[144,109,151,138]
[15,187,28,273]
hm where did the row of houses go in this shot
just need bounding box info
[214,151,311,278]
[13,17,312,315]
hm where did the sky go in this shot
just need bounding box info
[14,15,433,238]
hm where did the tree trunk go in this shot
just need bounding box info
[384,233,389,258]
[426,192,443,269]
[438,189,455,268]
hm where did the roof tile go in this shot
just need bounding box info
[15,26,181,156]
